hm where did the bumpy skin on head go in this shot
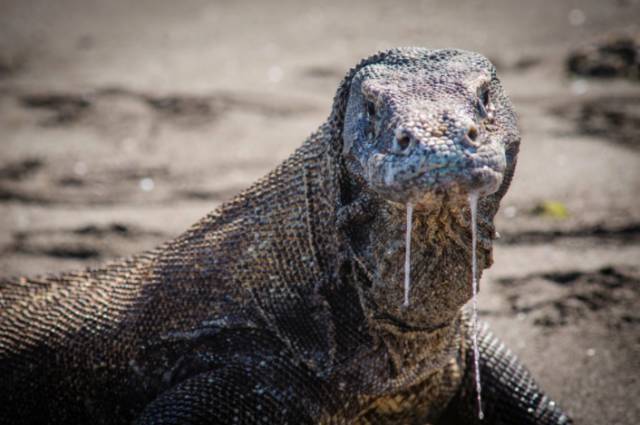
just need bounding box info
[342,48,515,201]
[0,48,570,425]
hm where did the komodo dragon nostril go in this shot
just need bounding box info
[393,128,413,152]
[467,126,479,142]
[396,134,411,150]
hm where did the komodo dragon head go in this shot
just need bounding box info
[331,48,520,330]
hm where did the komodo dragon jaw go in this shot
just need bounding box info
[337,48,519,328]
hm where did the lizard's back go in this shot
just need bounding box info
[0,133,345,423]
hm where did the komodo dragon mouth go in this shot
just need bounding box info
[365,148,506,205]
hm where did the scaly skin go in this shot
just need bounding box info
[0,48,571,424]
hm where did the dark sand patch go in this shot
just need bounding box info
[567,30,640,80]
[497,222,640,245]
[497,266,640,329]
[8,222,166,260]
[553,95,640,150]
[0,158,43,181]
[21,93,92,126]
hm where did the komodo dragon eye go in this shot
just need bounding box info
[366,99,376,119]
[480,87,490,107]
[477,85,491,119]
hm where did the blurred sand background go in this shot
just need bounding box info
[1,0,639,423]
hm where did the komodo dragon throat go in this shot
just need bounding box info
[0,48,572,424]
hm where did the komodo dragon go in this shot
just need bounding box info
[0,48,571,424]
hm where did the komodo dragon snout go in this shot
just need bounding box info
[341,49,519,207]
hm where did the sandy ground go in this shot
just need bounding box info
[1,0,639,423]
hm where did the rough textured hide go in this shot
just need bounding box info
[0,48,571,424]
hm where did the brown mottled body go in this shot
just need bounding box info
[1,48,571,424]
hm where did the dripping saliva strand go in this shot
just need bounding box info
[469,191,484,420]
[403,202,413,308]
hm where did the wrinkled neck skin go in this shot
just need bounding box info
[324,48,518,391]
[339,174,497,370]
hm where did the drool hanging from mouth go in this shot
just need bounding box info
[469,190,484,420]
[400,192,484,418]
[403,202,413,307]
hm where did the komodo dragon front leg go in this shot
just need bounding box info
[438,326,571,424]
[135,358,322,424]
